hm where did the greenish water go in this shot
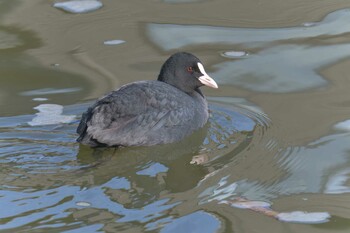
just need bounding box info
[1,0,350,232]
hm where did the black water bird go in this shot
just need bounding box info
[77,52,218,147]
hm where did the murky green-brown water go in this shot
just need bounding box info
[1,0,350,232]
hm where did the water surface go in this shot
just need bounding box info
[1,0,350,232]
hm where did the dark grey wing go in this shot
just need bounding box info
[77,81,197,147]
[76,98,115,146]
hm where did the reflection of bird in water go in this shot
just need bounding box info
[75,99,261,208]
[76,125,209,208]
[77,52,218,147]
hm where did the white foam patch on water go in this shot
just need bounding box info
[103,40,125,45]
[226,200,271,209]
[222,51,247,58]
[53,0,103,14]
[32,98,48,102]
[334,119,350,131]
[28,104,76,126]
[76,201,91,207]
[276,211,331,224]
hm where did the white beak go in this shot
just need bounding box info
[197,62,218,89]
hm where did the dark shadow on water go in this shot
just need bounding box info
[74,100,264,208]
[0,25,42,53]
[76,124,209,197]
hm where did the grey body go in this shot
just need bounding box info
[76,52,218,147]
[77,80,208,147]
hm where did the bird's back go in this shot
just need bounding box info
[77,80,208,147]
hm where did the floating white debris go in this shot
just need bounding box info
[32,98,48,102]
[276,211,331,224]
[303,22,316,27]
[222,51,247,58]
[227,200,271,209]
[334,119,350,131]
[76,201,91,207]
[53,0,103,14]
[103,39,125,45]
[28,104,76,126]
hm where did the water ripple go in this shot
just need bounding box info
[0,99,264,230]
[147,8,350,50]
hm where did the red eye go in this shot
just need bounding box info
[187,66,193,72]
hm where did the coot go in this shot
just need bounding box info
[77,52,218,147]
